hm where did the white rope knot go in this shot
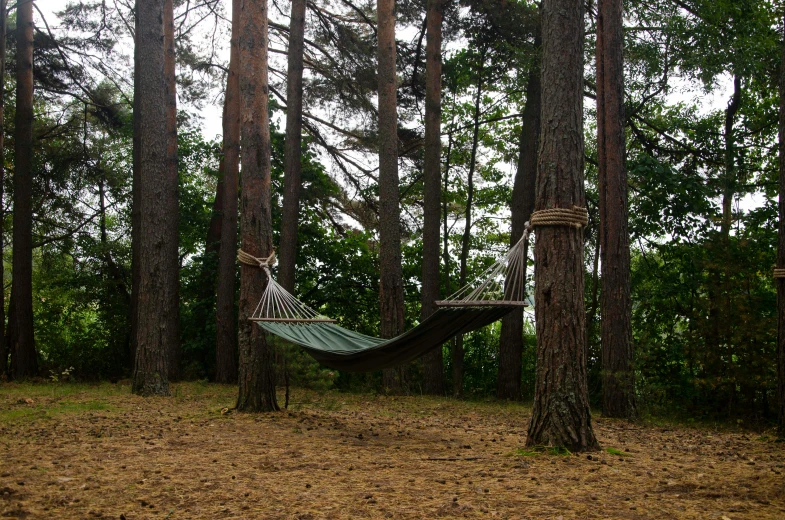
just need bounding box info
[237,249,276,269]
[529,206,589,229]
[774,268,785,279]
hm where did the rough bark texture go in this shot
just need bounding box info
[496,27,541,401]
[236,0,279,412]
[130,0,142,370]
[777,13,785,438]
[214,0,241,384]
[525,0,599,452]
[420,0,445,396]
[0,0,7,378]
[10,0,37,379]
[377,0,406,392]
[596,0,635,419]
[132,0,177,396]
[163,0,181,381]
[278,0,307,293]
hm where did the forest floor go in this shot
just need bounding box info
[0,383,783,519]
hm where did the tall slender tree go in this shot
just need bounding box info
[10,0,37,379]
[0,0,7,378]
[278,0,307,293]
[497,25,541,401]
[236,0,279,412]
[163,0,180,381]
[777,12,785,438]
[215,0,242,384]
[132,0,178,396]
[420,0,446,396]
[525,0,598,452]
[453,54,485,398]
[596,0,635,418]
[377,0,406,392]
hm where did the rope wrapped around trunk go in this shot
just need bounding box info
[529,206,589,229]
[237,249,276,270]
[774,268,785,279]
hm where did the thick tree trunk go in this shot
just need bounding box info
[497,26,541,401]
[377,0,406,393]
[420,0,445,396]
[236,0,279,412]
[278,0,307,293]
[596,0,634,419]
[777,14,785,438]
[454,66,483,398]
[525,0,599,452]
[214,0,241,385]
[10,0,36,379]
[132,0,178,396]
[0,0,7,378]
[163,0,180,381]
[130,0,142,371]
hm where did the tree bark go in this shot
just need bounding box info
[497,25,541,401]
[377,0,406,393]
[132,0,178,396]
[163,0,181,381]
[10,0,37,379]
[454,61,484,398]
[420,0,445,396]
[0,0,7,379]
[596,0,634,419]
[777,13,785,438]
[278,0,307,293]
[525,0,599,452]
[205,157,224,259]
[236,0,279,412]
[215,0,241,385]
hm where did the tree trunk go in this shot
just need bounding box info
[163,0,180,381]
[525,0,599,452]
[420,0,445,396]
[10,0,36,379]
[205,157,224,259]
[596,0,634,419]
[132,0,178,396]
[215,0,241,385]
[278,0,306,293]
[377,0,406,393]
[777,13,785,438]
[497,25,541,401]
[454,62,483,398]
[0,0,7,379]
[236,0,279,412]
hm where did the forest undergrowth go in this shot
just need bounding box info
[0,383,783,519]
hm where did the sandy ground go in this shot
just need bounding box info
[0,382,783,519]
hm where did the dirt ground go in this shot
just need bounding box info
[0,383,783,519]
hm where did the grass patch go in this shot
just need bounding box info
[605,447,630,457]
[513,445,572,457]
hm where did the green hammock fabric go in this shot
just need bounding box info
[257,305,518,372]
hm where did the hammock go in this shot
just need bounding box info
[243,230,531,373]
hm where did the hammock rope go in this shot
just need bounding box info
[774,268,785,279]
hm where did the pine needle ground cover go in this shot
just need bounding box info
[1,383,783,519]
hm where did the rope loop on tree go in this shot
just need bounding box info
[774,268,785,279]
[529,206,589,229]
[237,249,276,271]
